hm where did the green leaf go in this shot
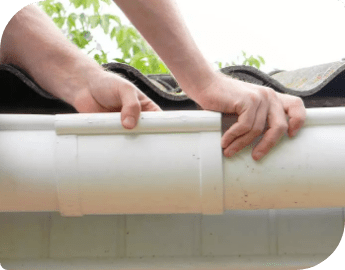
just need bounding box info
[247,56,261,69]
[127,27,140,39]
[116,28,125,45]
[94,50,108,64]
[132,44,143,55]
[110,27,117,40]
[121,41,134,59]
[158,62,169,74]
[253,59,261,69]
[53,16,66,28]
[84,30,92,41]
[258,56,265,65]
[108,14,121,25]
[129,52,145,66]
[100,15,110,34]
[70,0,83,9]
[84,0,93,9]
[114,58,127,64]
[39,0,57,17]
[90,0,100,13]
[55,2,65,14]
[94,54,101,64]
[89,15,100,28]
[71,30,90,49]
[101,50,108,62]
[67,13,77,30]
[79,13,86,24]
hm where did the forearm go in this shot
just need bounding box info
[114,0,216,100]
[0,4,102,105]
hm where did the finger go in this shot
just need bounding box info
[221,100,259,149]
[142,101,162,112]
[137,91,162,112]
[119,85,141,129]
[223,100,268,158]
[252,102,288,161]
[279,94,306,137]
[286,98,307,137]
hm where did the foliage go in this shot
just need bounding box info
[39,0,265,75]
[38,0,170,74]
[216,51,266,70]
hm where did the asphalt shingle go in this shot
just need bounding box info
[0,61,344,113]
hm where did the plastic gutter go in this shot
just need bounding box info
[0,109,344,270]
[0,108,345,216]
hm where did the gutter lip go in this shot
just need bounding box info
[0,108,345,132]
[55,111,221,135]
[0,111,222,134]
[0,114,55,130]
[304,107,345,126]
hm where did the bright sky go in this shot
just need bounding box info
[1,0,345,73]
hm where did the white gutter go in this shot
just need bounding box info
[0,108,344,216]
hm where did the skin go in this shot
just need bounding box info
[0,2,306,161]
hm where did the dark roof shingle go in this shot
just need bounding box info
[1,61,344,113]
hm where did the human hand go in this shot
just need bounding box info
[0,4,161,130]
[72,69,162,129]
[192,72,306,161]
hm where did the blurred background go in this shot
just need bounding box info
[38,0,345,74]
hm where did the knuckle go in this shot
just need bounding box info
[259,86,277,99]
[122,82,136,92]
[118,78,136,91]
[267,89,278,99]
[257,87,270,99]
[294,97,305,107]
[249,92,261,104]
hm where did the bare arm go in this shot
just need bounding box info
[1,2,306,160]
[0,4,161,128]
[113,0,215,99]
[114,0,306,160]
[0,4,95,104]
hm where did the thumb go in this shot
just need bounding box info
[119,86,141,129]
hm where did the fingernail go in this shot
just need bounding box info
[253,151,264,161]
[123,116,136,129]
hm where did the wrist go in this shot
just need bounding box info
[31,50,103,108]
[173,59,217,99]
[186,71,235,111]
[1,4,103,109]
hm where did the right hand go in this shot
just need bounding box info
[191,72,306,161]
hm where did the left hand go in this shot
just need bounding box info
[71,68,162,129]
